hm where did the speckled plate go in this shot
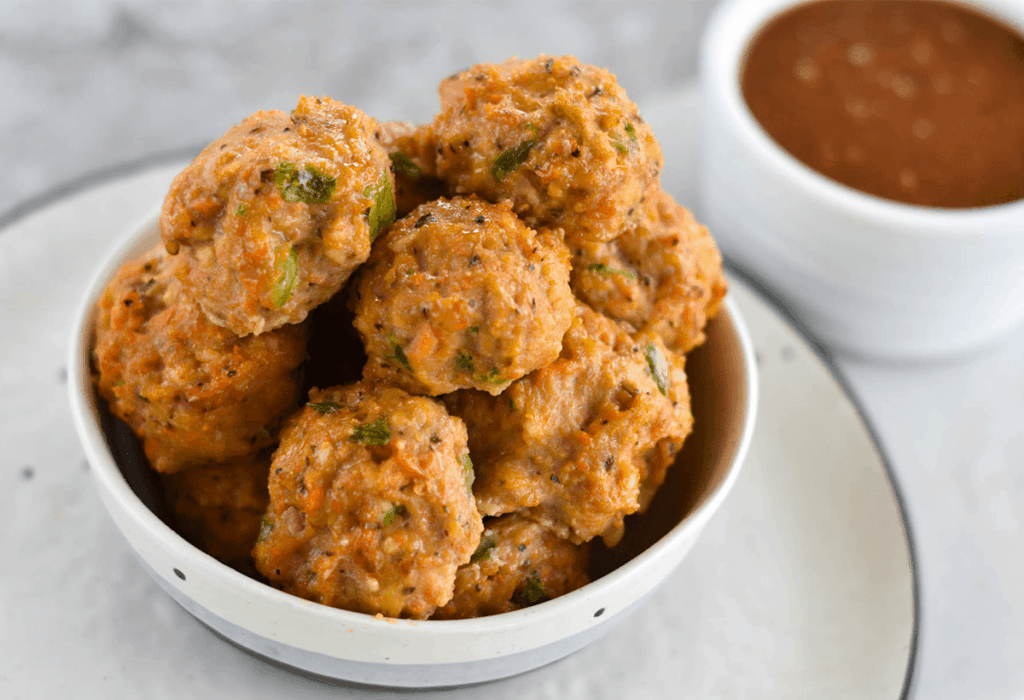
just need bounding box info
[2,152,915,698]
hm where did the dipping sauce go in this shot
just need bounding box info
[741,0,1024,208]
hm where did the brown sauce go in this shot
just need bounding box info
[741,0,1024,208]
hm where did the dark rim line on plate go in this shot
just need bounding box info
[0,145,203,233]
[0,155,921,697]
[724,259,920,700]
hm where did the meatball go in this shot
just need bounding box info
[432,55,663,241]
[253,383,483,619]
[570,189,727,354]
[162,455,271,573]
[93,247,308,474]
[432,515,590,619]
[352,196,574,396]
[373,121,445,217]
[160,95,394,336]
[445,303,693,545]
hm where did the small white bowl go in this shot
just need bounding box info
[699,0,1024,361]
[67,210,758,688]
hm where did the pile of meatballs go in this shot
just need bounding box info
[93,56,726,620]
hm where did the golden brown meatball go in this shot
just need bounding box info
[161,95,394,336]
[373,121,445,217]
[351,196,574,396]
[253,383,483,619]
[432,55,662,241]
[93,247,308,474]
[432,515,590,619]
[570,190,727,354]
[445,303,692,546]
[162,455,271,573]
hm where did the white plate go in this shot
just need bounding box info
[0,159,916,698]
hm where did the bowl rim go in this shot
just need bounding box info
[67,206,758,642]
[702,0,1024,233]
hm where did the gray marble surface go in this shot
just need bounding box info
[4,1,1024,699]
[0,0,715,219]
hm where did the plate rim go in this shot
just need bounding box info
[0,155,919,698]
[724,259,920,700]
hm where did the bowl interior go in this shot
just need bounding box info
[589,302,750,576]
[84,216,754,598]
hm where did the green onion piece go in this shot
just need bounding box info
[645,342,669,396]
[588,262,637,280]
[469,326,480,333]
[271,245,299,308]
[115,379,126,387]
[307,400,343,413]
[350,417,391,446]
[511,570,550,608]
[256,428,271,440]
[235,203,248,216]
[508,397,515,411]
[477,367,506,385]
[389,152,422,180]
[471,536,496,563]
[456,351,475,372]
[624,122,637,142]
[274,162,336,204]
[363,169,396,241]
[610,134,628,154]
[389,334,412,371]
[491,127,539,181]
[257,515,273,543]
[462,454,475,492]
[382,503,406,527]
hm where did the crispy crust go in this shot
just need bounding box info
[352,196,573,396]
[93,246,307,474]
[432,55,662,241]
[569,189,727,354]
[445,303,693,545]
[432,514,590,619]
[162,455,271,574]
[253,382,483,619]
[160,96,392,335]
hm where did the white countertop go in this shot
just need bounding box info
[2,2,1023,698]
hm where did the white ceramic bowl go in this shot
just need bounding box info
[67,209,758,688]
[699,0,1024,361]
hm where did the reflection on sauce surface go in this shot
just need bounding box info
[741,0,1024,208]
